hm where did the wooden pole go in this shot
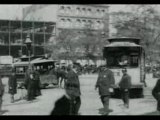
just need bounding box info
[9,20,11,56]
[43,22,46,54]
[32,21,35,56]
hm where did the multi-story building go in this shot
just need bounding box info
[22,4,109,60]
[0,19,56,57]
[23,4,109,32]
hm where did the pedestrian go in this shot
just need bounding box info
[58,67,65,88]
[24,67,36,101]
[19,82,27,100]
[152,78,160,113]
[118,68,131,108]
[95,65,115,115]
[0,75,4,113]
[33,68,41,97]
[66,65,81,115]
[8,68,17,103]
[50,65,81,115]
[55,66,61,87]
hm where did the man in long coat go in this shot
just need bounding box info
[95,66,115,115]
[8,69,17,103]
[24,68,36,101]
[33,69,41,97]
[0,75,4,112]
[119,68,131,108]
[51,65,81,115]
[152,78,160,112]
[65,65,81,115]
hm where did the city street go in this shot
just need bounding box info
[1,73,160,115]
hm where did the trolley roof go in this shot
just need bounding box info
[108,37,141,45]
[105,41,141,47]
[13,58,57,66]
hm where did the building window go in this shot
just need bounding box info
[101,9,105,16]
[102,9,105,13]
[66,19,72,28]
[96,9,101,16]
[87,8,92,16]
[60,18,66,27]
[76,7,81,15]
[88,20,93,28]
[82,20,87,28]
[99,21,104,29]
[76,19,81,28]
[60,6,65,14]
[82,8,86,16]
[93,20,100,30]
[66,6,71,14]
[96,21,101,29]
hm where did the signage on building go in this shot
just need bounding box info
[0,56,13,64]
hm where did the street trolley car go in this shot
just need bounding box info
[103,37,145,98]
[13,57,58,88]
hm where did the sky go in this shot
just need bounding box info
[0,4,126,20]
[0,5,30,20]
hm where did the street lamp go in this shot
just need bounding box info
[25,34,32,69]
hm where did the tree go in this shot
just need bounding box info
[77,24,105,64]
[45,13,109,63]
[112,5,160,61]
[45,29,80,61]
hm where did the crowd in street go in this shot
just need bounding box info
[0,64,160,115]
[50,65,160,115]
[0,66,42,114]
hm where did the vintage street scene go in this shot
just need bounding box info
[0,4,160,116]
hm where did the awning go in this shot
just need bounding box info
[105,42,141,47]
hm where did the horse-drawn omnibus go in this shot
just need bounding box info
[103,37,145,98]
[13,57,58,88]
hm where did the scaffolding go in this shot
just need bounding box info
[0,19,56,58]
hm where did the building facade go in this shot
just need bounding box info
[23,4,109,32]
[21,4,110,60]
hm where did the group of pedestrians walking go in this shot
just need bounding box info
[1,62,160,115]
[50,64,132,115]
[24,67,41,101]
[95,66,131,115]
[0,66,42,111]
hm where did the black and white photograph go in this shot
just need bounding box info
[0,4,160,116]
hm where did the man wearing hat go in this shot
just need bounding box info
[118,68,131,108]
[51,65,81,115]
[0,74,4,113]
[24,67,36,101]
[152,78,160,113]
[95,65,115,115]
[8,68,17,103]
[65,65,81,115]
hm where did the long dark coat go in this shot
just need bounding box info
[8,74,17,95]
[0,76,4,96]
[95,68,115,96]
[65,70,81,97]
[24,71,36,100]
[119,73,132,89]
[152,79,160,101]
[50,95,74,115]
[33,71,41,96]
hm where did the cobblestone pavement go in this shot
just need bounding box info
[1,73,159,115]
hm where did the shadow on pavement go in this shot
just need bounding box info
[0,110,9,115]
[43,85,59,89]
[143,111,160,115]
[3,99,39,107]
[98,108,113,115]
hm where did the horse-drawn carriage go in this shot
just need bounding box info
[13,57,58,88]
